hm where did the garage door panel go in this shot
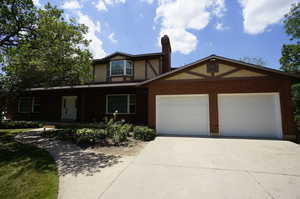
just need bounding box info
[218,93,282,139]
[156,95,209,136]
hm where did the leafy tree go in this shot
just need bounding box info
[280,2,300,73]
[2,3,93,91]
[283,2,300,41]
[240,57,267,66]
[0,0,37,51]
[280,2,300,127]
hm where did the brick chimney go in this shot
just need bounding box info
[161,35,171,73]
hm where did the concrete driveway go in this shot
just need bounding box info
[99,137,300,199]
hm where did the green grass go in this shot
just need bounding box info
[0,129,58,199]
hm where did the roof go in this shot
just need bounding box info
[139,54,300,85]
[28,82,139,91]
[93,52,163,64]
[26,54,300,91]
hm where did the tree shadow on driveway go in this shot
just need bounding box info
[15,131,121,176]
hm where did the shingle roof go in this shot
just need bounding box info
[139,54,300,85]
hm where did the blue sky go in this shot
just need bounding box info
[34,0,298,69]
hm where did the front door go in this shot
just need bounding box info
[61,96,77,121]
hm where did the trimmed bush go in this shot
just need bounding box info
[54,122,105,129]
[41,129,76,141]
[75,128,107,145]
[133,126,156,141]
[0,121,43,129]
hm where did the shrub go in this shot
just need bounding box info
[54,122,105,129]
[41,129,58,138]
[75,128,107,145]
[0,120,43,129]
[133,126,156,141]
[56,129,76,141]
[41,129,76,141]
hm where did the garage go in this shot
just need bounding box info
[156,95,209,136]
[218,93,283,139]
[144,55,298,141]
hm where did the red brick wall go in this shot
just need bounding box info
[146,77,297,140]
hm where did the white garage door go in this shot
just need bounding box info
[156,95,209,136]
[218,93,282,139]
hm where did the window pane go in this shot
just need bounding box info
[19,97,32,113]
[129,105,136,113]
[111,60,124,75]
[129,95,136,113]
[125,61,133,75]
[33,97,41,113]
[107,95,128,113]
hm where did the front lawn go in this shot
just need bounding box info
[0,129,58,199]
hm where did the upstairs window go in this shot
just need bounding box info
[110,60,133,76]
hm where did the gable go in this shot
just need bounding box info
[164,62,267,81]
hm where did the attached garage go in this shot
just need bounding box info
[144,55,299,141]
[218,93,282,139]
[156,95,209,136]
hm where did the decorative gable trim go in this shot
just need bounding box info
[140,55,300,85]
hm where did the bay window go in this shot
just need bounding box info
[110,60,133,76]
[106,94,136,114]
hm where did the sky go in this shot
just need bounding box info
[33,0,298,70]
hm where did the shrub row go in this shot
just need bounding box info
[41,120,156,146]
[0,120,43,129]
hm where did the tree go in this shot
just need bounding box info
[240,57,267,66]
[280,2,300,127]
[0,0,37,51]
[2,3,93,91]
[280,3,300,72]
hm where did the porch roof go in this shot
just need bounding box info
[28,82,139,91]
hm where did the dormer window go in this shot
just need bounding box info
[110,60,133,76]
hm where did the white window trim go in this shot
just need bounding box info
[109,60,133,77]
[106,94,136,114]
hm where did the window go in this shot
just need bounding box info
[110,60,133,76]
[106,94,136,114]
[18,97,33,113]
[33,97,41,113]
[18,97,41,113]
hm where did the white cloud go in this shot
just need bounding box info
[32,0,41,7]
[104,0,126,5]
[238,0,298,34]
[93,0,125,11]
[62,0,82,9]
[94,0,108,11]
[108,33,118,43]
[155,0,225,54]
[215,22,228,31]
[141,0,154,4]
[76,11,106,58]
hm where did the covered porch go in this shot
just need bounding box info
[7,84,148,125]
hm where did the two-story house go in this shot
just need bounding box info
[6,35,300,141]
[7,35,172,125]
